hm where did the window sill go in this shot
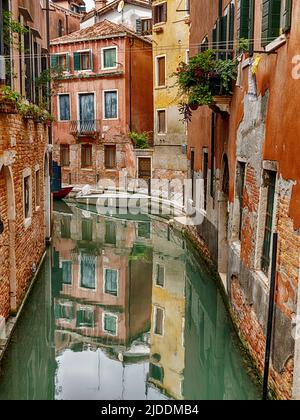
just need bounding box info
[265,34,287,53]
[105,169,117,172]
[81,167,93,171]
[155,86,167,90]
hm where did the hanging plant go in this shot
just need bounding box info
[175,49,238,121]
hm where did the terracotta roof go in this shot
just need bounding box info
[50,19,152,44]
[81,0,151,23]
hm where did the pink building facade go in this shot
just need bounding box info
[50,20,153,188]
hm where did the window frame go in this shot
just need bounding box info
[157,108,167,134]
[101,46,118,71]
[58,93,71,122]
[155,55,167,88]
[153,2,167,25]
[60,144,70,167]
[103,89,119,120]
[155,263,165,288]
[74,49,93,72]
[104,144,117,170]
[81,144,93,168]
[103,268,119,297]
[153,305,165,337]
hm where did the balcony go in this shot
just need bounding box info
[70,120,101,138]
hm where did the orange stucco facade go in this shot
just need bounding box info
[188,0,300,399]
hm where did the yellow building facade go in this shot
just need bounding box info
[152,0,190,181]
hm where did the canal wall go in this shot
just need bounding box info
[0,111,49,340]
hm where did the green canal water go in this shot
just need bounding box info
[0,202,260,400]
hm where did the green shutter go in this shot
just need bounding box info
[89,50,93,70]
[212,26,217,50]
[219,16,227,59]
[228,4,235,53]
[283,0,292,32]
[66,53,70,72]
[261,0,281,47]
[248,0,255,55]
[239,0,250,40]
[74,52,80,71]
[51,54,58,69]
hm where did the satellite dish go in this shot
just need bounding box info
[117,0,125,13]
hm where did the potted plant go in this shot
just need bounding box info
[175,49,237,120]
[42,110,55,126]
[0,86,20,114]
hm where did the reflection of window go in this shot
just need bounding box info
[104,269,118,296]
[76,308,95,328]
[54,302,73,321]
[154,306,164,336]
[138,222,151,239]
[103,313,118,336]
[82,218,93,241]
[62,261,72,285]
[156,264,165,287]
[61,216,71,238]
[80,253,96,290]
[149,363,164,383]
[105,221,116,245]
[35,169,40,208]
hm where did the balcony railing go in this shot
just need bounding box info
[70,120,100,137]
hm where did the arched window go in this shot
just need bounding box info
[58,19,64,37]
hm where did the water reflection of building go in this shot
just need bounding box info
[52,203,153,352]
[148,221,186,400]
[183,246,258,401]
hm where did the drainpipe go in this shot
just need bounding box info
[262,232,278,400]
[129,38,134,132]
[0,0,5,85]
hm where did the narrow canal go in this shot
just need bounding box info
[0,202,259,400]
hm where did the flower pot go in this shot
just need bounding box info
[0,101,18,114]
[189,104,199,111]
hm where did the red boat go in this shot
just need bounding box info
[53,186,73,200]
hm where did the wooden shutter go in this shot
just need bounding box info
[261,0,281,47]
[162,2,167,22]
[283,0,292,33]
[238,0,250,40]
[136,18,142,35]
[73,52,80,71]
[51,54,58,68]
[158,57,165,86]
[153,5,158,24]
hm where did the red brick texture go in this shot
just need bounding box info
[0,112,48,319]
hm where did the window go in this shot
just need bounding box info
[104,145,116,169]
[82,218,93,241]
[156,264,165,288]
[261,0,292,47]
[61,216,71,239]
[104,269,118,296]
[141,18,153,35]
[51,54,69,72]
[261,171,276,275]
[35,169,40,208]
[58,94,70,121]
[80,253,96,290]
[60,144,70,167]
[149,363,164,383]
[156,56,166,87]
[105,221,116,245]
[55,302,73,321]
[102,47,117,69]
[58,19,64,37]
[104,90,118,119]
[203,151,208,211]
[76,308,95,328]
[74,50,93,71]
[157,110,166,134]
[62,261,72,285]
[153,2,167,24]
[154,306,164,336]
[138,222,151,239]
[103,313,118,336]
[23,174,32,220]
[81,144,92,168]
[236,162,246,240]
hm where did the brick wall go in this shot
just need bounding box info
[0,112,48,318]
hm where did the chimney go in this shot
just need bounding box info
[95,0,107,10]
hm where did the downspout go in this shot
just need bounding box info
[129,37,134,132]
